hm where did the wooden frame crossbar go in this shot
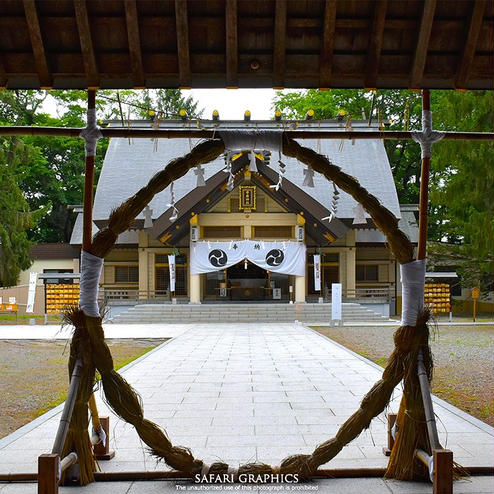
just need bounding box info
[0,126,492,141]
[29,88,489,492]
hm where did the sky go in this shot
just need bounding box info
[42,88,298,120]
[187,88,292,120]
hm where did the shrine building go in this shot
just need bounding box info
[70,118,418,315]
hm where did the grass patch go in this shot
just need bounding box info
[312,325,494,426]
[0,314,61,324]
[114,346,156,371]
[0,339,164,439]
[33,345,157,417]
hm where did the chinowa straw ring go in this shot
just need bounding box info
[63,134,460,484]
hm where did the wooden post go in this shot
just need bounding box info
[433,449,453,494]
[417,89,430,261]
[93,416,115,460]
[383,412,397,456]
[38,453,59,494]
[81,89,104,446]
[82,89,96,252]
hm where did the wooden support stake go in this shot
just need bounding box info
[433,449,453,494]
[93,416,115,460]
[37,453,59,494]
[383,412,397,456]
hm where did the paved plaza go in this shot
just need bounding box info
[0,323,493,493]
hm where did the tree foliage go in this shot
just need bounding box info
[0,89,202,244]
[274,89,493,291]
[0,88,201,283]
[429,90,494,291]
[0,138,46,286]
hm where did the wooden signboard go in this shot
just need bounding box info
[239,186,256,210]
[0,304,18,312]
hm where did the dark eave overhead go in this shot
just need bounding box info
[0,0,492,90]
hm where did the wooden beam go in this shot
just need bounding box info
[409,0,437,88]
[82,91,97,253]
[73,0,99,87]
[0,54,6,88]
[273,0,287,88]
[225,0,238,87]
[319,0,337,88]
[175,0,191,87]
[0,126,492,141]
[364,0,388,89]
[124,0,145,87]
[455,0,486,89]
[22,0,52,87]
[417,89,430,260]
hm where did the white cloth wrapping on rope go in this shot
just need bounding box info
[411,110,445,159]
[79,108,103,157]
[400,259,426,326]
[79,250,104,317]
[219,130,282,152]
[190,240,306,276]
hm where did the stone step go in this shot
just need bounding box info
[110,302,390,324]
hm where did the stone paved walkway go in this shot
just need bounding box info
[0,323,493,493]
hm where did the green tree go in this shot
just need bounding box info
[0,138,45,286]
[96,89,202,120]
[274,88,493,292]
[428,90,494,291]
[1,88,202,244]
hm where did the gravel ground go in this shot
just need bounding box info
[313,324,494,426]
[0,338,164,439]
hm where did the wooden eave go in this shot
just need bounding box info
[0,0,492,90]
[150,154,348,246]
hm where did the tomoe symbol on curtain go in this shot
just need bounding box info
[209,249,228,267]
[265,249,284,266]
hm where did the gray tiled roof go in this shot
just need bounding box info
[69,212,138,245]
[93,120,401,223]
[355,208,418,245]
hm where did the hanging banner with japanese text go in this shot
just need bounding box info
[168,255,176,292]
[190,240,306,276]
[26,272,38,313]
[313,255,321,292]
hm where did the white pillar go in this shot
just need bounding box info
[346,247,356,298]
[295,275,306,303]
[190,274,201,303]
[138,248,149,300]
